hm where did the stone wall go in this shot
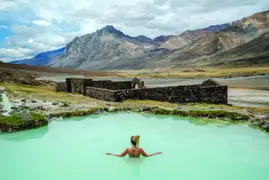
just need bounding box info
[131,78,144,89]
[56,78,227,104]
[85,87,119,101]
[85,83,228,104]
[56,78,143,93]
[55,82,67,92]
[117,85,228,104]
[91,80,132,90]
[70,78,84,94]
[83,79,93,95]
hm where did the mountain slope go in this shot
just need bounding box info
[49,26,157,70]
[202,23,230,32]
[134,35,156,45]
[153,35,174,44]
[202,32,269,66]
[160,24,228,50]
[10,48,65,66]
[160,30,213,50]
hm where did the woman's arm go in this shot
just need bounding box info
[140,148,162,157]
[106,148,128,157]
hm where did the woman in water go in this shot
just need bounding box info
[106,135,162,157]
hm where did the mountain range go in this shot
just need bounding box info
[11,48,65,66]
[9,10,269,70]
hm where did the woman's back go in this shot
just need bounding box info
[127,147,141,157]
[106,135,162,157]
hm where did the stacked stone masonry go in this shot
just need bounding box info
[56,78,228,104]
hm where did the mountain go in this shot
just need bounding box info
[146,10,269,69]
[201,31,269,67]
[159,24,230,50]
[49,25,158,70]
[160,30,212,50]
[11,48,65,66]
[202,23,230,32]
[11,10,269,70]
[153,35,174,44]
[230,10,269,34]
[134,35,156,45]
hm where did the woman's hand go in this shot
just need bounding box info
[156,152,162,155]
[106,152,112,155]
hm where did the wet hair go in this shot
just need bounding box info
[131,136,136,145]
[130,135,139,146]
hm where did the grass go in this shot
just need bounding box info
[0,82,99,104]
[108,66,269,78]
[122,99,178,109]
[50,107,104,118]
[148,108,249,121]
[0,112,48,132]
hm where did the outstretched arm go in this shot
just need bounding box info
[140,148,162,157]
[106,148,128,157]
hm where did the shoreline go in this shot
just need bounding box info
[1,96,269,133]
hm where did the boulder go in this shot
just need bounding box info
[201,79,220,86]
[52,102,58,105]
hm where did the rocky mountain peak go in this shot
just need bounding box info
[100,25,117,32]
[97,25,128,39]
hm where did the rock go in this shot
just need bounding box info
[175,106,181,110]
[108,106,116,112]
[250,121,260,127]
[43,100,47,103]
[52,102,58,105]
[45,114,53,119]
[60,102,69,107]
[31,100,37,103]
[30,107,35,110]
[21,99,26,103]
[141,106,150,111]
[261,124,269,132]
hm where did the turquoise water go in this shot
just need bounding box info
[0,112,269,180]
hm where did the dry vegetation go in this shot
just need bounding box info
[108,66,269,79]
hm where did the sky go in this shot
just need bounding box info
[0,0,268,62]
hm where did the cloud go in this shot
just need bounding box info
[0,25,8,29]
[0,0,15,10]
[0,47,33,61]
[0,0,269,61]
[32,20,51,26]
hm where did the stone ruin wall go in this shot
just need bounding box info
[70,78,85,94]
[56,78,143,93]
[55,78,228,104]
[85,84,228,104]
[55,82,67,92]
[91,81,132,90]
[85,87,119,102]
